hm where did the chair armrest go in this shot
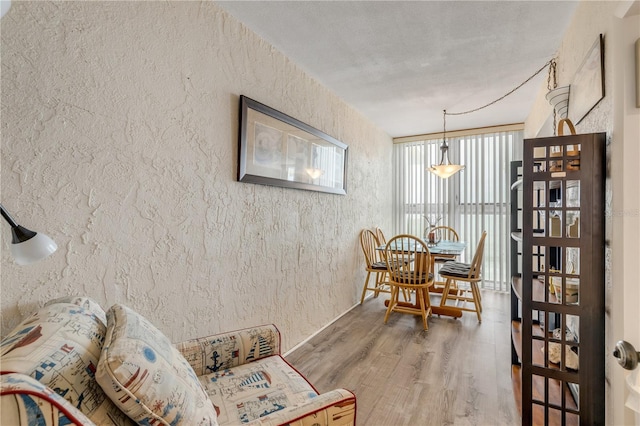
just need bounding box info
[244,388,356,426]
[1,373,96,426]
[174,324,281,376]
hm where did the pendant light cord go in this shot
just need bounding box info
[430,59,555,178]
[444,59,556,117]
[442,110,447,143]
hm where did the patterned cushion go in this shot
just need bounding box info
[175,325,281,377]
[1,373,96,426]
[439,261,472,278]
[0,302,134,425]
[370,261,387,270]
[373,259,413,270]
[96,304,218,425]
[199,355,319,424]
[45,295,108,326]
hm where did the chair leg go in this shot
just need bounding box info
[440,278,452,307]
[416,289,429,330]
[471,282,482,322]
[360,271,373,304]
[440,279,482,322]
[373,271,384,298]
[384,286,398,324]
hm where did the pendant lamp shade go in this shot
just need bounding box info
[428,161,466,179]
[428,110,465,179]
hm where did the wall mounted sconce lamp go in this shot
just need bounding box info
[428,110,465,179]
[1,203,57,265]
[546,85,570,119]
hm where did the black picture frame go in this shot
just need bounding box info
[238,95,348,195]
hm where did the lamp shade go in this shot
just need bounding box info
[428,111,465,179]
[1,204,58,265]
[428,138,465,179]
[428,164,466,179]
[10,230,58,265]
[546,85,570,119]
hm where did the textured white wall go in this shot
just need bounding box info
[0,2,393,351]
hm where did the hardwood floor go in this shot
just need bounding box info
[285,290,520,425]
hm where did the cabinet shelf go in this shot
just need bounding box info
[511,320,577,375]
[511,276,560,304]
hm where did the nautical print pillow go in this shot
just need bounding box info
[95,304,218,425]
[0,301,134,425]
[45,295,108,326]
[1,372,96,426]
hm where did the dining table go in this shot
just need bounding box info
[378,238,467,318]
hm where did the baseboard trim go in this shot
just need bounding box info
[283,299,366,357]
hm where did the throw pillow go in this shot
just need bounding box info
[0,301,134,425]
[45,295,108,326]
[1,373,96,426]
[96,304,218,425]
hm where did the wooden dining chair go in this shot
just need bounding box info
[429,225,460,292]
[374,227,387,245]
[383,234,434,330]
[429,225,459,245]
[438,231,487,322]
[359,229,391,304]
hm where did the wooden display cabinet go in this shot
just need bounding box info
[510,133,605,425]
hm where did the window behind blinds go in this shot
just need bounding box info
[392,130,522,291]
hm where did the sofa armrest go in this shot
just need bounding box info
[244,388,357,426]
[1,373,96,426]
[174,324,281,376]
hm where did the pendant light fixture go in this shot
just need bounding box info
[425,59,557,178]
[428,110,465,179]
[1,203,57,265]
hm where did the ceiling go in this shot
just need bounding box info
[216,0,580,138]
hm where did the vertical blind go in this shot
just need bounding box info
[392,130,523,291]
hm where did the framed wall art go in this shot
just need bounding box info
[568,33,605,125]
[238,95,348,195]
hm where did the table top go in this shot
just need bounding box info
[428,240,467,254]
[378,239,466,255]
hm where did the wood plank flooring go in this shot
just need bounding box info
[285,290,520,425]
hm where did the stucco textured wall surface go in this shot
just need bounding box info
[0,2,392,351]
